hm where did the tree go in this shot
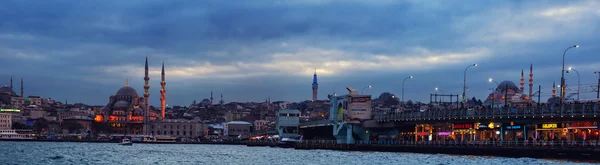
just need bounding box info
[33,118,49,134]
[477,99,483,106]
[406,100,414,106]
[12,122,29,129]
[92,122,112,135]
[62,120,84,134]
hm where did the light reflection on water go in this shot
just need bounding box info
[0,141,595,165]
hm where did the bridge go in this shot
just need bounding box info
[373,104,600,122]
[298,92,600,144]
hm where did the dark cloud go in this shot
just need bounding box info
[0,0,599,106]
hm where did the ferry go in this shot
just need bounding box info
[0,130,34,140]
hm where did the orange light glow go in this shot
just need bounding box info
[94,115,103,122]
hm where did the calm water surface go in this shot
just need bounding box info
[0,141,596,165]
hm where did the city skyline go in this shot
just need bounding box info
[1,0,600,106]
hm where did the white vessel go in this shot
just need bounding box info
[0,130,33,140]
[119,138,133,145]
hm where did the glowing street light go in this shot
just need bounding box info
[402,76,413,104]
[463,63,478,103]
[566,67,580,100]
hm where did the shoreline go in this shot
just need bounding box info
[0,139,247,145]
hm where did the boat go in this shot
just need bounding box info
[119,138,133,145]
[278,136,302,148]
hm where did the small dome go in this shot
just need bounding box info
[101,106,111,112]
[113,100,130,109]
[496,81,519,92]
[116,86,138,97]
[0,86,16,96]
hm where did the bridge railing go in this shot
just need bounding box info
[374,104,599,122]
[353,139,600,148]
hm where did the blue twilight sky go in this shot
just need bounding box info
[0,0,600,106]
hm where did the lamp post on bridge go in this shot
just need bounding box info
[566,67,580,100]
[463,63,478,104]
[402,76,413,105]
[361,85,372,95]
[560,45,578,112]
[595,71,600,99]
[435,87,444,103]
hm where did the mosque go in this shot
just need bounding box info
[96,57,168,135]
[0,77,24,107]
[484,64,535,107]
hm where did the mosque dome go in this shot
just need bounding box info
[0,86,16,96]
[116,86,139,97]
[113,100,130,109]
[133,108,143,115]
[496,81,519,92]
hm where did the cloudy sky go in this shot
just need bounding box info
[1,0,599,106]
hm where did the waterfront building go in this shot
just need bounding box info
[253,119,270,131]
[277,109,300,139]
[150,119,206,139]
[61,116,94,134]
[223,121,252,138]
[57,109,92,122]
[0,112,12,130]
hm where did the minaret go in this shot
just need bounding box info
[520,69,524,92]
[210,90,213,104]
[10,77,13,90]
[552,81,556,97]
[160,61,166,120]
[143,56,150,135]
[20,78,23,97]
[220,94,224,105]
[529,64,533,99]
[312,68,318,101]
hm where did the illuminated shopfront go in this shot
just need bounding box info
[415,124,432,141]
[503,122,525,141]
[475,122,502,141]
[452,123,474,141]
[566,122,599,141]
[535,123,565,141]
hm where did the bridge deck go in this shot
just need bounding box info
[374,104,599,122]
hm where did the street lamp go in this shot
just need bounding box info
[435,87,444,94]
[566,67,580,100]
[463,63,478,103]
[435,88,444,103]
[361,85,372,95]
[488,78,499,86]
[560,45,578,107]
[402,76,413,104]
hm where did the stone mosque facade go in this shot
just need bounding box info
[96,57,165,135]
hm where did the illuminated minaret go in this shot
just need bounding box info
[529,64,533,99]
[520,69,524,92]
[312,68,318,101]
[160,61,166,120]
[143,56,150,135]
[552,81,556,97]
